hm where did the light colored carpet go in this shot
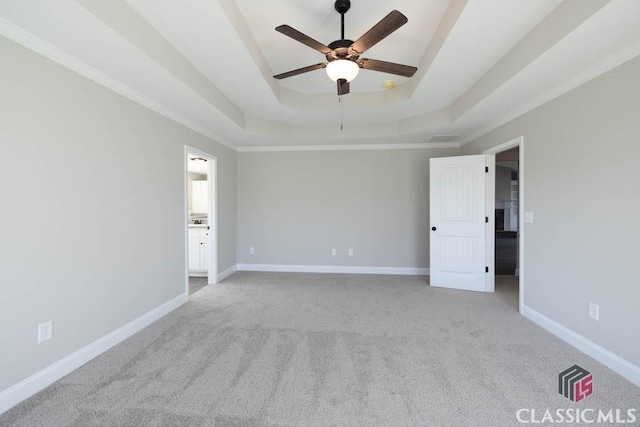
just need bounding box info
[189,277,208,296]
[1,273,638,426]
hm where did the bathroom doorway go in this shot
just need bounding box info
[184,147,217,297]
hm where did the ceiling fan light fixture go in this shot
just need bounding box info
[325,59,360,82]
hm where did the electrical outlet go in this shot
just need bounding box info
[249,247,255,255]
[588,302,599,321]
[331,248,337,256]
[38,321,53,343]
[348,248,354,257]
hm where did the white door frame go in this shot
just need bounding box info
[483,136,524,313]
[184,146,218,297]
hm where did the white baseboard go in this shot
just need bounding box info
[190,265,237,283]
[217,264,237,282]
[0,293,187,415]
[237,264,429,276]
[522,305,640,387]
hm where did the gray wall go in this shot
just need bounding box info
[461,56,640,367]
[237,148,458,268]
[0,36,236,392]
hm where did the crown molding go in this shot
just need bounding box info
[0,18,239,152]
[237,142,460,153]
[461,40,640,145]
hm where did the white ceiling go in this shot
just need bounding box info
[1,0,639,149]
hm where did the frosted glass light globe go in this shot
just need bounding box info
[325,59,360,82]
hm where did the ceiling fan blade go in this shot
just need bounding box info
[275,25,332,54]
[350,10,408,55]
[358,58,417,77]
[337,79,350,96]
[273,63,327,80]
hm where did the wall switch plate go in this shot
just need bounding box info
[249,247,255,255]
[348,248,354,257]
[524,211,534,223]
[38,321,53,343]
[331,248,336,256]
[589,302,599,321]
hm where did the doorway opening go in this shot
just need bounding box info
[484,137,524,313]
[184,147,218,298]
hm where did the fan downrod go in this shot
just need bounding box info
[335,0,351,41]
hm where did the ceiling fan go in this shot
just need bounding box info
[273,0,418,95]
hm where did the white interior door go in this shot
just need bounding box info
[430,155,494,292]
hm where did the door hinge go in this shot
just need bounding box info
[485,166,489,173]
[485,266,489,273]
[485,216,489,223]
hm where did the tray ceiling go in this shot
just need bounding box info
[1,0,639,149]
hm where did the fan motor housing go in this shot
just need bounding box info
[327,39,358,61]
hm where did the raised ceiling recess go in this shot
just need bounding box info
[1,0,639,148]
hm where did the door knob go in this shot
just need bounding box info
[431,226,437,231]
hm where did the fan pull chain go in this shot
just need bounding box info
[339,96,343,131]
